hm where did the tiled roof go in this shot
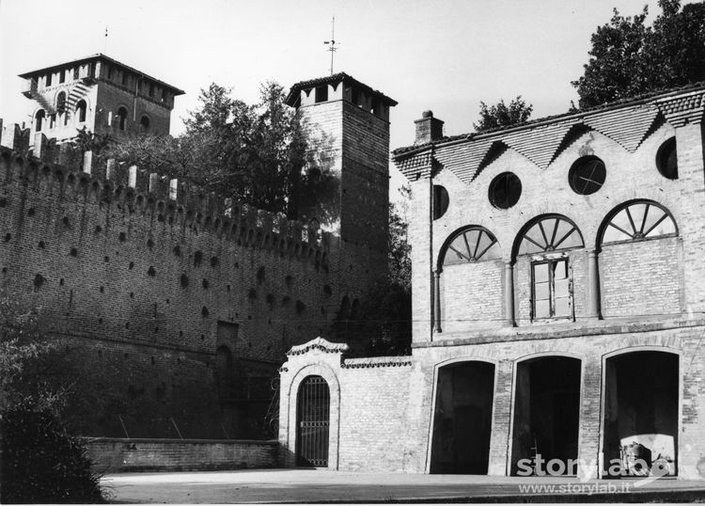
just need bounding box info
[394,151,434,179]
[583,104,660,152]
[393,82,705,182]
[19,53,185,95]
[285,72,397,107]
[434,138,495,184]
[393,81,705,158]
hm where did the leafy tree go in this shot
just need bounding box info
[104,82,338,221]
[0,296,105,503]
[473,96,533,132]
[573,0,705,108]
[388,185,411,291]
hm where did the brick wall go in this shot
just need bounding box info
[601,237,682,318]
[96,84,172,137]
[441,259,503,333]
[409,115,694,340]
[278,88,705,479]
[337,360,413,472]
[0,148,345,438]
[280,323,705,479]
[85,438,280,473]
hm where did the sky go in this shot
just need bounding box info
[0,0,694,193]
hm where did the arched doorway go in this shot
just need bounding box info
[602,351,678,477]
[430,361,495,474]
[296,375,330,467]
[511,356,581,475]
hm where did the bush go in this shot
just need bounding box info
[1,407,105,503]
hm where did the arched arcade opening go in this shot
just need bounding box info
[511,356,582,476]
[602,351,678,477]
[430,361,495,474]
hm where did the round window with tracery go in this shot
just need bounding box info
[656,138,678,180]
[569,156,606,195]
[488,172,521,209]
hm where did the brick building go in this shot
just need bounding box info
[0,62,395,439]
[280,84,705,480]
[20,54,183,143]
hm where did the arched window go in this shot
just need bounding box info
[516,215,584,256]
[115,107,128,130]
[56,92,66,114]
[440,226,500,267]
[600,200,677,246]
[515,216,584,321]
[34,109,45,132]
[75,100,87,123]
[140,115,150,132]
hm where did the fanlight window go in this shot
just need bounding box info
[443,227,500,267]
[518,216,584,255]
[602,201,677,245]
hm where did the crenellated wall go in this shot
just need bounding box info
[0,134,361,438]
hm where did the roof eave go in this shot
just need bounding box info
[18,53,185,96]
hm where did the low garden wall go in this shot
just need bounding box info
[84,438,281,473]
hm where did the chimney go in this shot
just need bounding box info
[414,110,444,145]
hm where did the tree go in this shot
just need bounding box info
[473,96,533,132]
[0,296,105,503]
[105,82,338,221]
[573,0,705,108]
[388,185,411,291]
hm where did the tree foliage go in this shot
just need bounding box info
[104,82,338,221]
[573,0,705,108]
[0,296,106,503]
[473,96,533,132]
[388,185,411,291]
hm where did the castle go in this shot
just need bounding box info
[280,83,705,480]
[0,55,396,439]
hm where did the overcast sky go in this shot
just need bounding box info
[0,0,693,191]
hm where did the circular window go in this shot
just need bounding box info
[656,137,678,180]
[488,172,522,209]
[433,185,449,219]
[569,156,606,195]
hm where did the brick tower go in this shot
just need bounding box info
[19,54,184,143]
[285,73,397,300]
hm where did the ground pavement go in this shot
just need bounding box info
[101,469,705,503]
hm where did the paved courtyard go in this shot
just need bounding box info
[101,469,705,503]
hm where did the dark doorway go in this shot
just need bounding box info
[603,351,678,477]
[511,356,581,475]
[296,375,330,467]
[430,361,495,474]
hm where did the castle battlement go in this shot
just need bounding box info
[0,124,333,264]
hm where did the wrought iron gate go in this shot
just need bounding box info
[296,375,330,467]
